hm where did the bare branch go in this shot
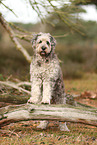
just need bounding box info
[0,14,32,63]
[0,1,17,17]
[54,33,69,38]
[17,82,31,87]
[9,22,33,34]
[0,81,31,95]
[15,34,31,42]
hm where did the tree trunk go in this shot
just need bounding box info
[0,103,97,128]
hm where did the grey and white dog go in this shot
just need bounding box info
[28,32,69,131]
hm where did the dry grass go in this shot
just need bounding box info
[65,73,97,94]
[0,121,97,145]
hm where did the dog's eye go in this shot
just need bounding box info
[46,41,50,45]
[39,40,42,44]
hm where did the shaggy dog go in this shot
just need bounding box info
[28,32,69,131]
[28,32,66,104]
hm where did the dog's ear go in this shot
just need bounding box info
[50,35,56,48]
[31,33,41,49]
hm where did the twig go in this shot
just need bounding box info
[9,22,32,34]
[54,33,69,38]
[0,1,17,17]
[0,129,20,137]
[15,34,32,42]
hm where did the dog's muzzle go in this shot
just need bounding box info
[40,51,46,56]
[40,46,47,56]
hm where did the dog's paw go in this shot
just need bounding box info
[41,102,49,105]
[41,96,51,105]
[41,99,50,105]
[27,98,39,104]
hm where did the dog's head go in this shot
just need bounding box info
[31,32,56,57]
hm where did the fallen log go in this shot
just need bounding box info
[0,103,97,128]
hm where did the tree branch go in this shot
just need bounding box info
[0,104,97,128]
[17,82,31,87]
[0,14,32,63]
[15,34,32,42]
[0,1,17,17]
[0,81,31,95]
[9,22,32,34]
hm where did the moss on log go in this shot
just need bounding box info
[0,103,97,128]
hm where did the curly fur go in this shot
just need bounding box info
[28,32,66,104]
[28,32,70,131]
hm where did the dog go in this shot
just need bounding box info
[28,32,66,104]
[28,32,70,131]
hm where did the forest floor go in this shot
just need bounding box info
[0,73,97,145]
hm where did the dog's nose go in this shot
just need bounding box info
[42,46,46,51]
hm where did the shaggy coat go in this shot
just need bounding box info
[28,33,66,105]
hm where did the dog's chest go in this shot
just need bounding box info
[37,61,55,75]
[31,59,59,79]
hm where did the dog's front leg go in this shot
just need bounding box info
[41,80,52,104]
[28,78,42,104]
